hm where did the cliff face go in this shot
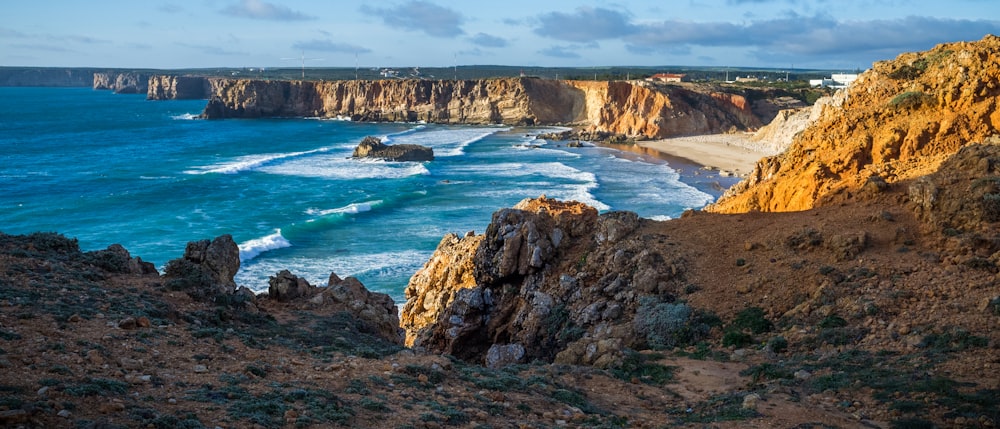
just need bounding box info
[563,80,760,138]
[199,77,759,138]
[93,72,151,94]
[146,75,211,100]
[0,67,97,87]
[709,35,1000,213]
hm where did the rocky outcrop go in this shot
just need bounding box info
[199,77,760,139]
[352,136,434,162]
[908,138,1000,232]
[87,243,159,275]
[147,75,212,100]
[709,35,1000,213]
[401,196,695,368]
[749,92,846,154]
[267,270,402,344]
[93,72,151,94]
[163,235,241,301]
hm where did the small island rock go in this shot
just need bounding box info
[352,136,434,162]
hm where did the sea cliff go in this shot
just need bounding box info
[92,72,152,94]
[146,75,212,100]
[197,77,760,139]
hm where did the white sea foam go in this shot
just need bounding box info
[235,249,433,299]
[645,215,673,221]
[258,155,429,179]
[390,126,506,157]
[171,113,199,120]
[305,200,383,217]
[185,146,333,175]
[238,229,292,262]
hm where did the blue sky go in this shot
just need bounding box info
[3,0,999,70]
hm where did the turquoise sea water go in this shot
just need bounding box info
[0,87,735,302]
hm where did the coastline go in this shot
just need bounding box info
[634,133,778,177]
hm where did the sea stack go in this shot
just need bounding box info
[352,136,434,162]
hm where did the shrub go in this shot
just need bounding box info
[818,315,848,329]
[731,307,773,334]
[889,91,930,110]
[634,300,709,349]
[722,331,754,348]
[983,193,1000,221]
[610,350,675,385]
[767,336,788,353]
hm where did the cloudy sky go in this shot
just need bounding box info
[3,0,999,70]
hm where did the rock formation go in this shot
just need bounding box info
[268,270,402,344]
[147,75,211,100]
[352,136,434,162]
[162,235,241,302]
[709,35,1000,213]
[198,77,760,139]
[749,91,846,154]
[93,72,151,94]
[401,196,695,368]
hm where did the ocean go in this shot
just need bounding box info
[0,87,737,302]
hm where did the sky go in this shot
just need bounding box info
[3,0,1000,70]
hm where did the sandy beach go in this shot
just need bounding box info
[636,133,780,176]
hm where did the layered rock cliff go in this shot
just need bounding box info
[146,75,212,100]
[198,77,760,139]
[709,35,1000,213]
[93,72,151,94]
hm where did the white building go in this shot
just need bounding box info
[810,73,859,89]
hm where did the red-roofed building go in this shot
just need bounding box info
[648,73,689,83]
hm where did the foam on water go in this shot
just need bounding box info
[171,113,199,120]
[258,155,430,179]
[185,146,333,175]
[238,229,292,262]
[235,249,434,299]
[305,200,383,217]
[389,126,506,157]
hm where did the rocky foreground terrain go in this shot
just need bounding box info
[3,37,1000,428]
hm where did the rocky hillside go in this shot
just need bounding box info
[197,77,760,139]
[709,35,1000,213]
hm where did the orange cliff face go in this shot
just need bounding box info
[708,35,1000,214]
[562,80,759,138]
[197,77,760,139]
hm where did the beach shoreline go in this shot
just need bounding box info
[633,133,778,177]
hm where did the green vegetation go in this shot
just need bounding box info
[63,378,129,397]
[634,299,716,350]
[889,91,931,110]
[609,350,676,385]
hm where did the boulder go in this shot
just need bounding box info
[163,235,240,301]
[352,136,434,162]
